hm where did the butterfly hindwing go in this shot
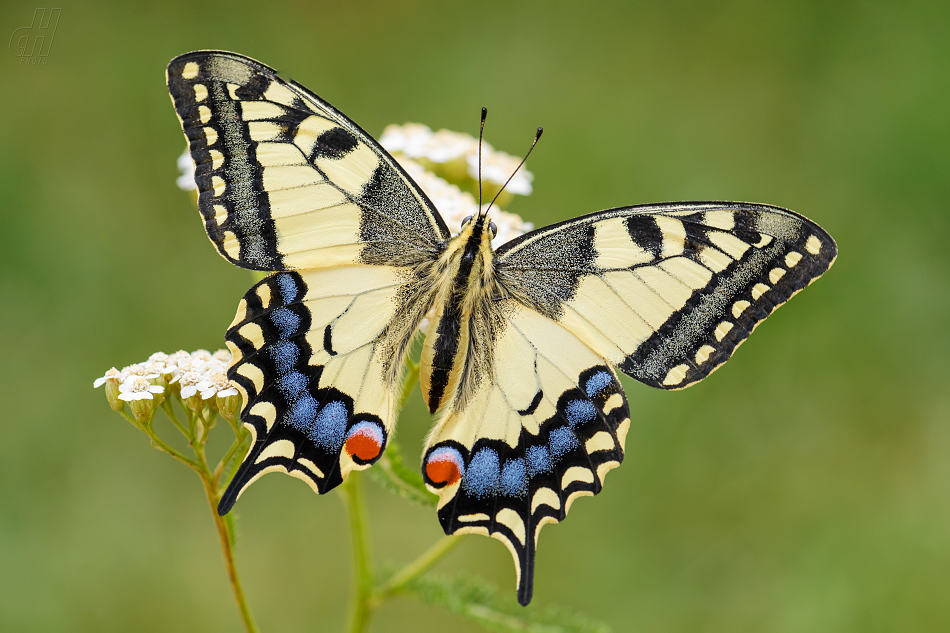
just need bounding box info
[166,51,449,272]
[422,304,630,606]
[220,266,429,511]
[496,202,837,390]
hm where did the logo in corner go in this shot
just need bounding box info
[9,8,62,65]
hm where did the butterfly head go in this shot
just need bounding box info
[460,214,497,242]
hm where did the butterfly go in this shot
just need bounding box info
[166,50,837,606]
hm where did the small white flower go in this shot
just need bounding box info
[148,351,170,364]
[168,350,192,364]
[94,367,121,388]
[176,150,196,191]
[170,358,209,382]
[379,123,449,160]
[178,370,204,399]
[118,376,164,401]
[122,363,162,381]
[200,370,238,400]
[213,349,231,363]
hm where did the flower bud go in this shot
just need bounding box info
[217,390,242,424]
[128,395,158,425]
[105,380,124,413]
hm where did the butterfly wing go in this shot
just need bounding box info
[166,51,447,509]
[166,50,449,271]
[423,201,835,604]
[422,303,630,606]
[496,201,837,389]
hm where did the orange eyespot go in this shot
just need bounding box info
[426,459,461,486]
[344,421,384,462]
[425,446,465,487]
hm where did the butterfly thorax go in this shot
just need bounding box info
[419,214,504,414]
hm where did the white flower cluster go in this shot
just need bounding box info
[94,349,238,402]
[380,123,533,195]
[395,157,533,248]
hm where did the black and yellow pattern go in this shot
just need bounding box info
[167,51,837,606]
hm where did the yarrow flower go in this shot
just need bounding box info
[380,123,533,197]
[118,376,164,401]
[95,349,238,417]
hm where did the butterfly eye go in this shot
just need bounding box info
[461,215,474,227]
[488,221,498,238]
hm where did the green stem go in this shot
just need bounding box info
[372,535,461,605]
[160,398,190,438]
[146,432,201,470]
[117,409,146,433]
[340,474,374,633]
[214,430,249,485]
[119,409,200,471]
[194,440,260,633]
[116,397,259,631]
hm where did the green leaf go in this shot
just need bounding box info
[402,570,611,633]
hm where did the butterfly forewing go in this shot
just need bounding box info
[496,202,837,390]
[166,51,449,271]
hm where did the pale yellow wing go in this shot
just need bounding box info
[496,202,837,389]
[166,51,449,271]
[220,267,430,511]
[421,302,630,606]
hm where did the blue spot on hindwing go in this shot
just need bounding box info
[270,307,300,339]
[500,458,528,497]
[277,370,307,398]
[549,427,578,459]
[276,274,298,304]
[287,393,318,431]
[309,400,348,451]
[270,341,299,375]
[526,445,552,477]
[585,370,613,398]
[565,399,597,428]
[462,448,500,499]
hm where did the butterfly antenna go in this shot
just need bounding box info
[483,127,543,217]
[478,107,487,211]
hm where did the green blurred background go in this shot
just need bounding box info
[2,0,948,631]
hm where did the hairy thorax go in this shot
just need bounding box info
[419,215,507,414]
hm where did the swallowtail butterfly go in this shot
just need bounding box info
[167,51,837,605]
